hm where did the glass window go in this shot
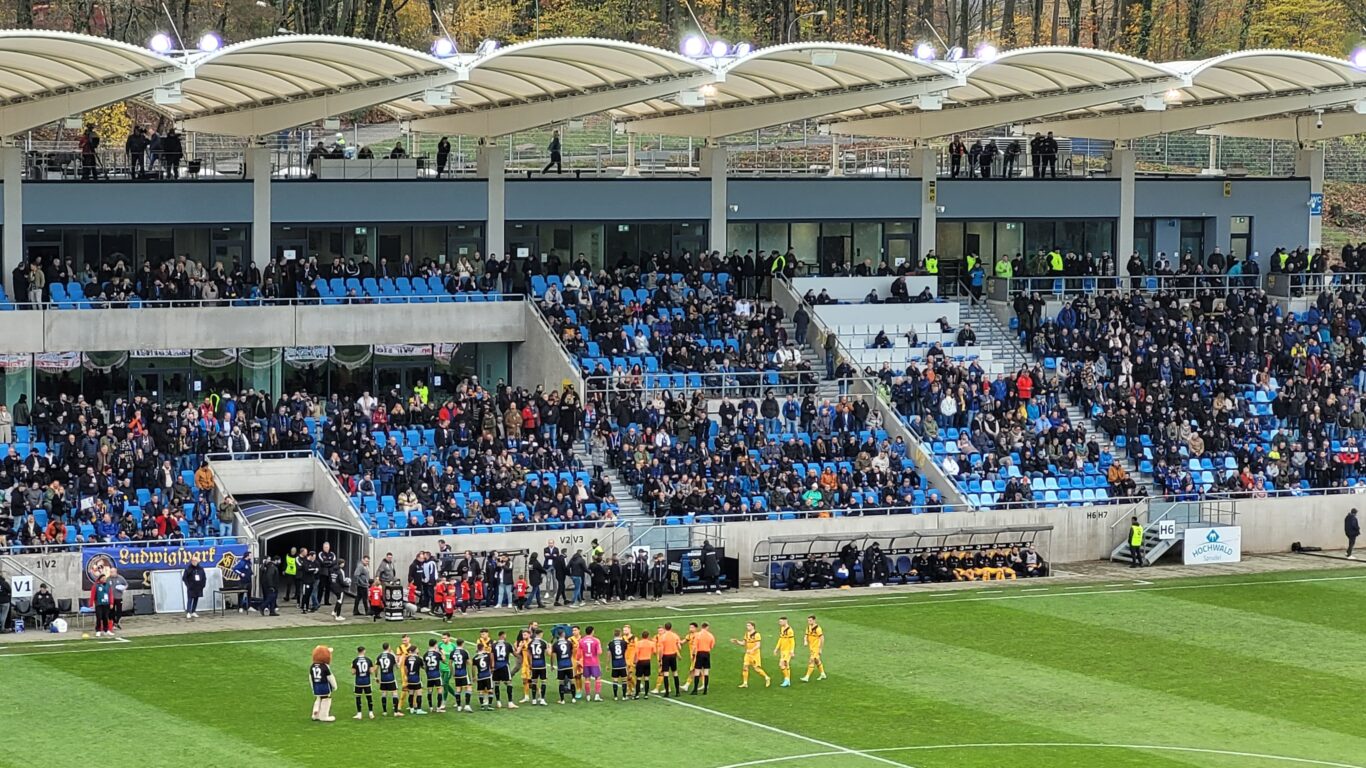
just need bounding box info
[377,225,412,264]
[789,222,818,268]
[1230,216,1250,235]
[638,223,670,258]
[853,222,881,270]
[1024,221,1055,256]
[964,221,994,263]
[995,221,1023,263]
[936,221,964,260]
[1180,218,1206,259]
[758,223,788,256]
[728,222,756,255]
[572,223,604,270]
[1133,219,1154,262]
[1085,220,1115,256]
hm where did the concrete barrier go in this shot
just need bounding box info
[792,276,936,303]
[2,300,529,354]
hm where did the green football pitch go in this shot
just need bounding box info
[3,567,1366,768]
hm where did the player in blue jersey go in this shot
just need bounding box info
[491,630,519,709]
[403,645,426,715]
[552,628,576,704]
[424,639,446,712]
[607,628,630,700]
[351,646,375,719]
[474,646,495,710]
[376,642,400,716]
[527,629,549,706]
[449,638,473,712]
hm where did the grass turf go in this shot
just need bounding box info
[3,567,1366,768]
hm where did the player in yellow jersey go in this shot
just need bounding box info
[774,616,796,687]
[516,628,533,703]
[680,622,699,692]
[622,624,637,691]
[801,614,826,682]
[730,621,770,688]
[652,625,667,693]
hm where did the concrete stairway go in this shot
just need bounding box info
[571,443,648,521]
[959,300,1148,493]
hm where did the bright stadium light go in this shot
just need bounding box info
[733,42,752,57]
[914,42,936,61]
[710,39,728,58]
[476,38,499,56]
[197,32,222,52]
[149,32,173,53]
[681,35,705,58]
[974,42,998,61]
[1352,47,1366,70]
[432,37,457,58]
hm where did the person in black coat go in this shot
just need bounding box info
[551,550,568,606]
[568,551,588,605]
[589,557,610,604]
[299,551,320,613]
[527,552,546,608]
[1347,508,1361,558]
[700,541,721,594]
[259,556,281,616]
[181,554,207,619]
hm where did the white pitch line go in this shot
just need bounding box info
[660,695,916,768]
[710,742,1366,768]
[1020,588,1048,592]
[3,572,1363,659]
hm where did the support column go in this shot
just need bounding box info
[913,147,936,263]
[700,144,727,255]
[1114,144,1136,278]
[622,132,639,177]
[244,145,271,272]
[1296,144,1324,251]
[2,145,22,298]
[828,136,842,177]
[477,142,506,258]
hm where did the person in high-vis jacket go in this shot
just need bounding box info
[1128,517,1145,568]
[282,547,299,602]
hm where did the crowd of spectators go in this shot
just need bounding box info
[584,385,942,520]
[0,389,305,551]
[871,352,1135,507]
[537,255,818,395]
[319,379,622,532]
[1032,280,1366,499]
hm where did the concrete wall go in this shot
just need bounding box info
[24,182,252,225]
[506,179,710,221]
[209,457,316,496]
[0,552,83,600]
[810,302,960,330]
[792,276,937,302]
[729,179,922,221]
[1135,179,1310,264]
[511,306,583,394]
[0,301,528,354]
[273,180,488,223]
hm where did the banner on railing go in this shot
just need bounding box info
[82,542,248,588]
[1182,526,1241,565]
[131,349,194,359]
[375,344,432,357]
[285,346,333,364]
[34,352,81,372]
[0,353,31,369]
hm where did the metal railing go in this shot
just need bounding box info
[582,370,833,399]
[3,291,524,310]
[991,271,1366,301]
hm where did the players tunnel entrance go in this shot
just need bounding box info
[238,499,367,573]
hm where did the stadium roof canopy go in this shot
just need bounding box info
[1022,50,1366,141]
[613,43,962,139]
[0,30,185,136]
[0,31,1360,141]
[397,38,714,138]
[826,47,1185,140]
